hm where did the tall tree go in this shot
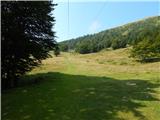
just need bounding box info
[1,1,57,89]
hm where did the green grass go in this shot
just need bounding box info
[2,48,160,120]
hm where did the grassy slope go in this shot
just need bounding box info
[2,48,160,120]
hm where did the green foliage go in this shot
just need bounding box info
[59,43,69,52]
[60,16,160,54]
[54,44,60,57]
[111,39,120,50]
[1,1,57,89]
[75,42,90,54]
[131,37,160,62]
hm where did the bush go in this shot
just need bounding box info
[131,37,160,62]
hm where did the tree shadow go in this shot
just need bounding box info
[137,57,160,63]
[2,72,160,120]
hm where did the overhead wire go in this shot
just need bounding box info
[66,0,107,51]
[67,0,71,51]
[67,0,70,38]
[92,0,108,21]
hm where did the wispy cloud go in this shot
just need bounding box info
[89,21,101,33]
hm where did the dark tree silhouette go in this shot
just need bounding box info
[1,1,57,89]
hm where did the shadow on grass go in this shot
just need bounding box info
[138,57,160,63]
[2,72,160,120]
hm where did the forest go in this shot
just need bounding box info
[60,16,160,62]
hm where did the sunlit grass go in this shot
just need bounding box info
[2,48,160,120]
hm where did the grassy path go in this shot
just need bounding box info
[2,48,160,120]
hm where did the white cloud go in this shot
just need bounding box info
[89,21,101,33]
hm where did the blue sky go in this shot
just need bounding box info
[53,0,160,42]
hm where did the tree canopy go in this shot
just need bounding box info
[60,16,160,55]
[131,30,160,62]
[2,1,57,89]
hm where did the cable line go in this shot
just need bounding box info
[67,0,70,37]
[67,0,71,51]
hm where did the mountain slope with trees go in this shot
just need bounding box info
[59,16,160,55]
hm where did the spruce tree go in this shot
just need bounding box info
[1,1,57,89]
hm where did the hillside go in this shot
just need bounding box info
[2,48,160,120]
[59,16,160,54]
[28,48,160,77]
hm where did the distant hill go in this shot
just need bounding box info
[59,16,160,54]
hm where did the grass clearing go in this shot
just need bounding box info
[2,48,160,120]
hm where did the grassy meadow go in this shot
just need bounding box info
[2,48,160,120]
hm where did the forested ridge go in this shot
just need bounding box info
[60,16,160,56]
